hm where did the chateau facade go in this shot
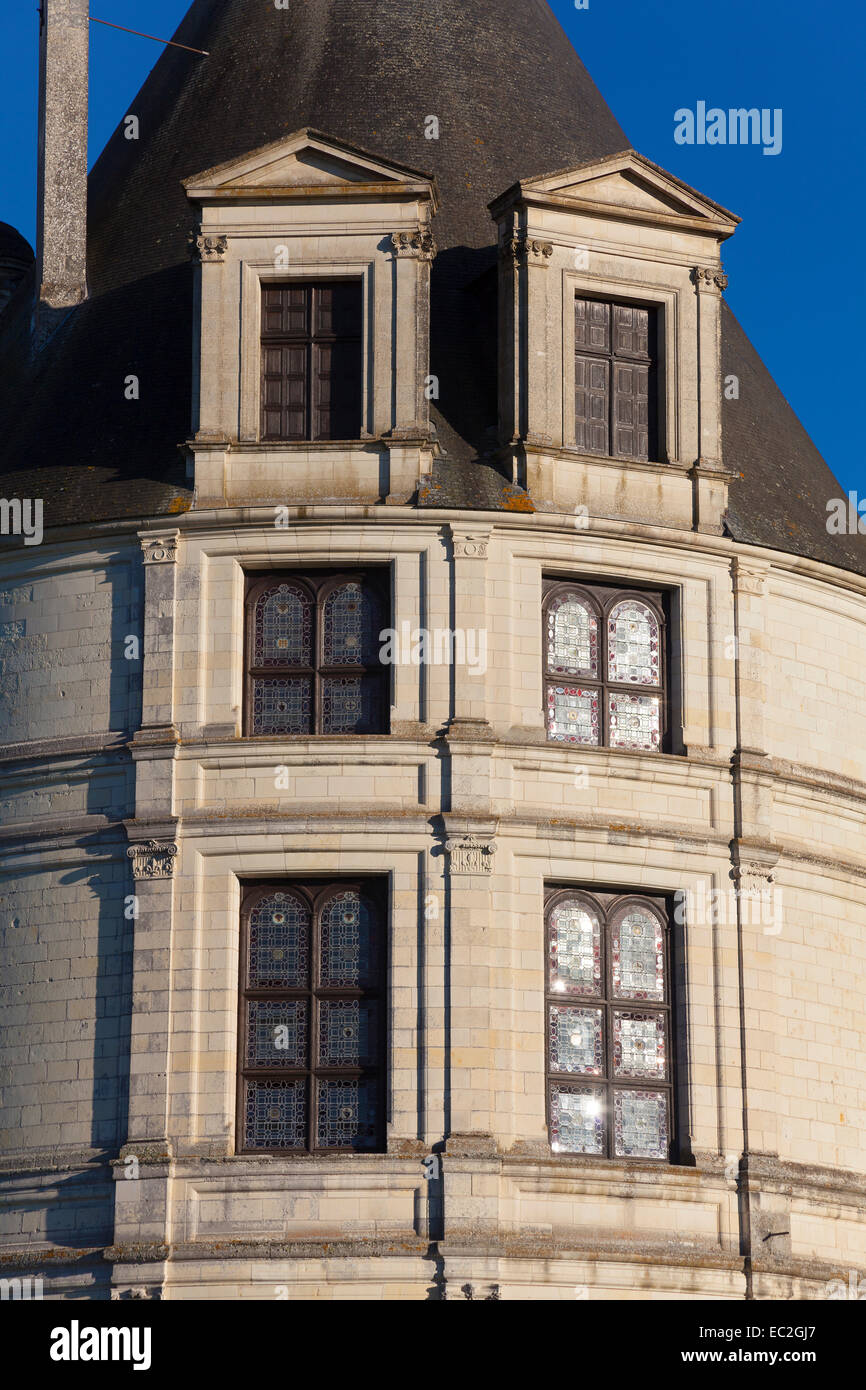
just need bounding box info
[1,0,865,1301]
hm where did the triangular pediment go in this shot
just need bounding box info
[493,151,739,233]
[183,129,437,203]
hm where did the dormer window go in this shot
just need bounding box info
[574,297,657,462]
[261,281,363,442]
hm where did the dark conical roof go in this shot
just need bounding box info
[0,0,862,576]
[0,223,34,265]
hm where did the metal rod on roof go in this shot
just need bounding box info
[89,16,209,55]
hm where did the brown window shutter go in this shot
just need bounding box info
[260,281,362,442]
[574,296,656,462]
[613,361,649,461]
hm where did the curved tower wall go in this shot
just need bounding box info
[1,517,865,1299]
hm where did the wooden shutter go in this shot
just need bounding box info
[575,298,610,455]
[574,297,655,461]
[260,282,362,442]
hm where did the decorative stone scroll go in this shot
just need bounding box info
[692,264,728,291]
[127,840,179,880]
[390,229,437,260]
[141,536,178,565]
[446,835,497,875]
[500,236,553,266]
[189,232,228,263]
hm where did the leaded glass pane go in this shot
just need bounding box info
[609,692,661,750]
[612,908,664,1001]
[549,1005,604,1074]
[549,1084,605,1154]
[320,891,376,987]
[547,594,598,676]
[251,677,312,735]
[321,582,379,666]
[316,1078,379,1150]
[607,600,660,685]
[546,685,600,744]
[318,999,377,1068]
[549,899,601,996]
[254,583,312,666]
[321,675,381,734]
[248,892,310,989]
[613,1011,666,1079]
[246,999,308,1068]
[613,1089,668,1158]
[245,1078,307,1150]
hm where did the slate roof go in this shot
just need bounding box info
[0,0,862,576]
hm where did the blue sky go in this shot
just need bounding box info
[0,0,862,493]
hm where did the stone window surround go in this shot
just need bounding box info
[194,544,429,739]
[562,271,679,466]
[239,258,375,444]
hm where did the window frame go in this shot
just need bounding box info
[237,878,388,1156]
[573,293,659,463]
[259,279,363,443]
[542,577,668,752]
[243,569,390,737]
[544,886,675,1163]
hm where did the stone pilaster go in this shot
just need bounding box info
[444,825,499,1144]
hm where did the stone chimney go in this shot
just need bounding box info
[36,0,89,323]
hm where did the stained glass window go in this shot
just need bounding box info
[247,891,310,989]
[609,693,661,751]
[550,1084,605,1155]
[614,1089,668,1159]
[239,881,384,1153]
[321,582,379,666]
[543,582,666,752]
[549,898,601,996]
[546,890,672,1161]
[546,593,599,676]
[246,572,387,736]
[611,907,665,1001]
[546,686,600,745]
[607,601,660,685]
[253,583,312,666]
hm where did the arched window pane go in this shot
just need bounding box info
[611,907,664,1001]
[247,891,311,989]
[607,599,659,685]
[549,899,601,995]
[322,581,379,666]
[319,890,377,987]
[547,593,598,676]
[253,583,312,666]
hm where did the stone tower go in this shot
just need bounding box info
[1,0,865,1300]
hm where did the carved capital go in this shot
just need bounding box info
[730,861,776,896]
[451,533,489,560]
[500,236,553,267]
[692,264,728,291]
[446,835,496,874]
[390,230,437,261]
[141,536,179,565]
[127,840,178,880]
[189,232,227,263]
[732,559,768,596]
[111,1286,163,1301]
